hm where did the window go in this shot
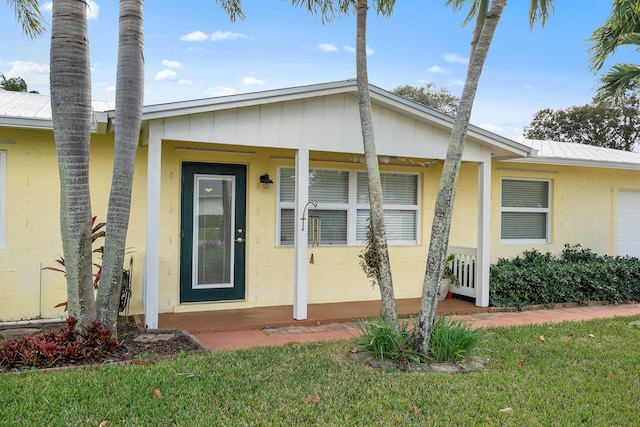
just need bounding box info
[278,167,419,246]
[501,179,550,243]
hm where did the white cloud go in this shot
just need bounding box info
[178,79,193,85]
[204,86,236,97]
[7,60,48,75]
[450,79,465,86]
[155,69,177,80]
[317,43,338,52]
[427,65,449,74]
[479,123,504,134]
[5,60,49,89]
[210,31,249,42]
[524,84,534,90]
[242,77,264,86]
[161,59,182,69]
[443,53,468,65]
[343,45,374,56]
[181,31,209,42]
[105,85,116,93]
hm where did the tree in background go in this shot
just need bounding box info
[291,0,400,332]
[0,74,38,93]
[415,0,554,354]
[4,1,44,95]
[392,83,459,116]
[589,0,640,98]
[523,93,640,151]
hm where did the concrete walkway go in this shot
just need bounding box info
[190,303,640,351]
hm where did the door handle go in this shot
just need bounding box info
[235,237,245,243]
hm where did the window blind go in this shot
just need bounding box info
[357,172,417,205]
[501,179,550,241]
[501,212,547,240]
[280,208,347,245]
[502,179,548,208]
[280,168,348,203]
[356,209,416,242]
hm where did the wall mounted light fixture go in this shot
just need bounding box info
[259,172,274,189]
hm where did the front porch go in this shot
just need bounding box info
[150,297,486,333]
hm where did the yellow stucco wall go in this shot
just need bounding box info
[0,128,148,321]
[491,162,640,261]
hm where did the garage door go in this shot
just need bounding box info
[617,191,640,257]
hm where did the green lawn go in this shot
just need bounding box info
[1,315,639,426]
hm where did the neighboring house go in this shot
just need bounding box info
[2,80,640,327]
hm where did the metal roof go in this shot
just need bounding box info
[510,139,640,170]
[0,89,114,130]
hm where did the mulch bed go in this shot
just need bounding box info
[1,316,205,373]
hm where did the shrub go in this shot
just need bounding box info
[490,244,640,308]
[357,314,486,366]
[356,315,421,365]
[428,315,486,362]
[0,317,120,370]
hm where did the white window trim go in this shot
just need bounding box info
[500,177,551,244]
[0,151,5,249]
[276,166,421,247]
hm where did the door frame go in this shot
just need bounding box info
[180,162,247,302]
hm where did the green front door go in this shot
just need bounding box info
[180,163,246,302]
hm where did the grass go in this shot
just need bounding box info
[1,315,639,426]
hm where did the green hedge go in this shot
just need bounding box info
[489,245,640,309]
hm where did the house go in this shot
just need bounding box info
[2,80,640,327]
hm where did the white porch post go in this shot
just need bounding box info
[293,148,309,320]
[144,123,162,329]
[476,157,491,307]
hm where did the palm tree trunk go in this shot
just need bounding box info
[415,0,506,354]
[96,0,144,334]
[355,0,399,331]
[49,0,96,328]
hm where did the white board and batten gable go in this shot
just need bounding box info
[137,80,530,162]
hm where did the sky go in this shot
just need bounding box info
[0,1,628,140]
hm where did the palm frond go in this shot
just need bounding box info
[599,63,640,99]
[217,0,246,22]
[288,0,352,23]
[8,0,46,39]
[589,0,640,72]
[528,0,554,29]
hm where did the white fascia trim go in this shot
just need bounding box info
[0,117,53,130]
[1,115,107,134]
[507,157,640,171]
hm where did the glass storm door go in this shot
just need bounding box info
[180,163,246,302]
